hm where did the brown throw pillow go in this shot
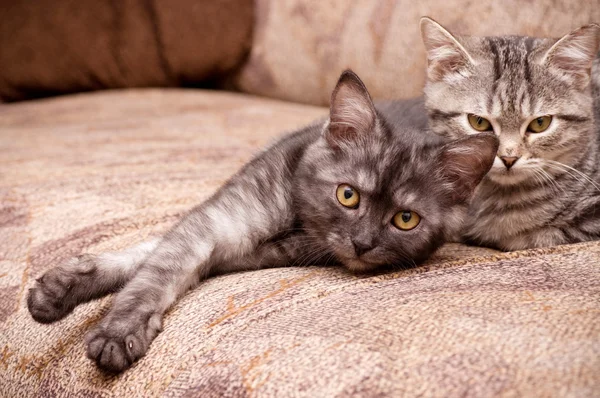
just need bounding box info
[0,0,253,102]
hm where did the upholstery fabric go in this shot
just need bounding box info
[1,89,599,396]
[233,0,600,105]
[0,0,253,102]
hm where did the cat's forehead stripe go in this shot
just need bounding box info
[483,36,541,117]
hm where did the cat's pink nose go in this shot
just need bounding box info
[499,156,519,170]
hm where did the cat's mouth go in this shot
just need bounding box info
[332,248,383,272]
[487,164,531,185]
[325,234,384,272]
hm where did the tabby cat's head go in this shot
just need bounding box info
[295,70,498,272]
[420,18,600,186]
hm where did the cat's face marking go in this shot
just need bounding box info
[421,18,600,187]
[295,70,498,272]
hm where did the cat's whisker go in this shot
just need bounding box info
[532,170,549,190]
[545,161,600,193]
[289,243,330,268]
[529,168,546,188]
[299,247,332,267]
[381,244,416,269]
[534,167,565,194]
[310,249,336,266]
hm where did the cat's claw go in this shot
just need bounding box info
[27,254,98,323]
[86,313,162,372]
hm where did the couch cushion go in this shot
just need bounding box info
[234,0,600,105]
[0,0,253,102]
[1,89,599,396]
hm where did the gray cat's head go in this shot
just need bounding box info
[420,18,600,186]
[294,70,498,272]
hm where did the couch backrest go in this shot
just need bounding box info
[3,1,598,105]
[233,0,600,106]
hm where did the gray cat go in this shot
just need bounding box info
[27,70,497,372]
[418,18,600,251]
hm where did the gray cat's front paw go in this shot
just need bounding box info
[27,254,98,323]
[86,312,163,372]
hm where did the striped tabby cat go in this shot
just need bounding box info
[419,18,600,250]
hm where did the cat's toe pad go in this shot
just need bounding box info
[27,254,98,323]
[86,313,162,373]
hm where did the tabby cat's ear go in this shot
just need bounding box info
[438,133,498,202]
[541,24,600,89]
[326,70,377,148]
[420,17,474,82]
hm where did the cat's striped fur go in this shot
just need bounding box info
[420,18,600,250]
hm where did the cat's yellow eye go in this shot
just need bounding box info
[527,116,552,133]
[467,114,492,132]
[392,211,421,231]
[336,184,360,208]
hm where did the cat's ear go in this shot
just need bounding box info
[326,70,377,148]
[420,17,474,82]
[438,133,498,202]
[541,24,600,89]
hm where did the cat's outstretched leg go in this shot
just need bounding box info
[84,193,293,372]
[83,138,301,372]
[27,239,160,323]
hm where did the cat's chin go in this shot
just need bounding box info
[342,258,381,273]
[486,167,532,186]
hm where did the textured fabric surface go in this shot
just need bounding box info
[1,89,599,397]
[234,0,600,105]
[0,0,253,102]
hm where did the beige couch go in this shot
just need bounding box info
[1,1,599,396]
